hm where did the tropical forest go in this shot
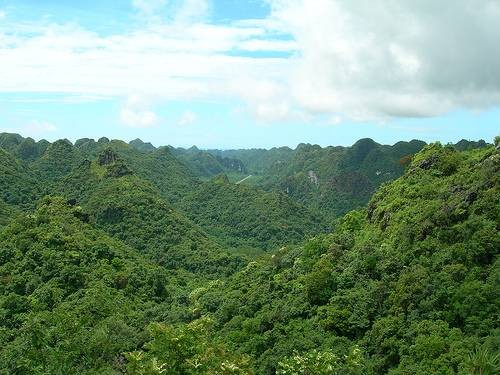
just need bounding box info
[0,133,498,374]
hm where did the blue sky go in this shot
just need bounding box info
[0,0,499,148]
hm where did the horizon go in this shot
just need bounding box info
[2,130,493,152]
[1,1,499,147]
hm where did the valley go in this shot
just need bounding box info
[0,133,497,374]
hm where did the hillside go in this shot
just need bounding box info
[170,146,247,179]
[0,197,200,373]
[0,199,18,227]
[163,140,430,223]
[178,140,429,220]
[72,138,201,204]
[179,174,327,250]
[0,134,497,374]
[0,133,50,161]
[257,139,428,219]
[187,142,499,374]
[0,148,40,208]
[0,133,434,222]
[0,134,200,206]
[207,147,295,175]
[56,149,244,276]
[205,139,487,221]
[0,134,329,255]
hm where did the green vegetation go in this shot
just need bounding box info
[176,139,428,220]
[0,134,200,206]
[126,317,252,374]
[59,151,244,276]
[256,139,428,219]
[0,199,18,227]
[171,146,247,178]
[179,174,326,250]
[188,143,499,374]
[129,138,156,152]
[73,139,200,204]
[0,197,189,373]
[204,139,487,221]
[207,147,294,175]
[0,133,498,374]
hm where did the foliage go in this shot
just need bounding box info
[56,152,244,276]
[126,317,252,374]
[129,138,156,152]
[0,199,18,228]
[171,146,247,178]
[207,147,294,175]
[0,197,188,373]
[464,344,499,375]
[0,134,497,374]
[179,176,326,250]
[191,143,499,374]
[276,347,364,375]
[258,139,428,219]
[0,149,40,208]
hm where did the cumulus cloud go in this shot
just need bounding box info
[121,108,158,128]
[0,0,498,123]
[120,95,159,128]
[24,120,57,134]
[177,110,197,126]
[267,0,500,119]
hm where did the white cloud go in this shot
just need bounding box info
[132,0,166,15]
[121,108,158,128]
[0,0,498,124]
[23,120,57,134]
[267,0,500,119]
[120,95,159,128]
[227,78,293,122]
[0,10,6,20]
[177,110,197,126]
[175,0,210,23]
[328,116,342,126]
[0,21,288,98]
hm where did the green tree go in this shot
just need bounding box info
[276,347,364,375]
[126,317,252,375]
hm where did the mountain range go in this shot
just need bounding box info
[0,132,497,374]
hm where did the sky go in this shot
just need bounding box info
[0,0,499,149]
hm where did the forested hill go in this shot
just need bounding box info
[178,174,326,250]
[0,133,498,374]
[187,141,500,374]
[0,196,248,373]
[258,138,427,219]
[0,134,500,375]
[1,133,489,227]
[0,133,327,251]
[172,138,489,220]
[0,133,199,206]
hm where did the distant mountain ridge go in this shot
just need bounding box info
[0,132,489,224]
[129,138,156,152]
[0,133,327,251]
[169,145,247,178]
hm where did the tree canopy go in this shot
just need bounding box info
[0,133,497,374]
